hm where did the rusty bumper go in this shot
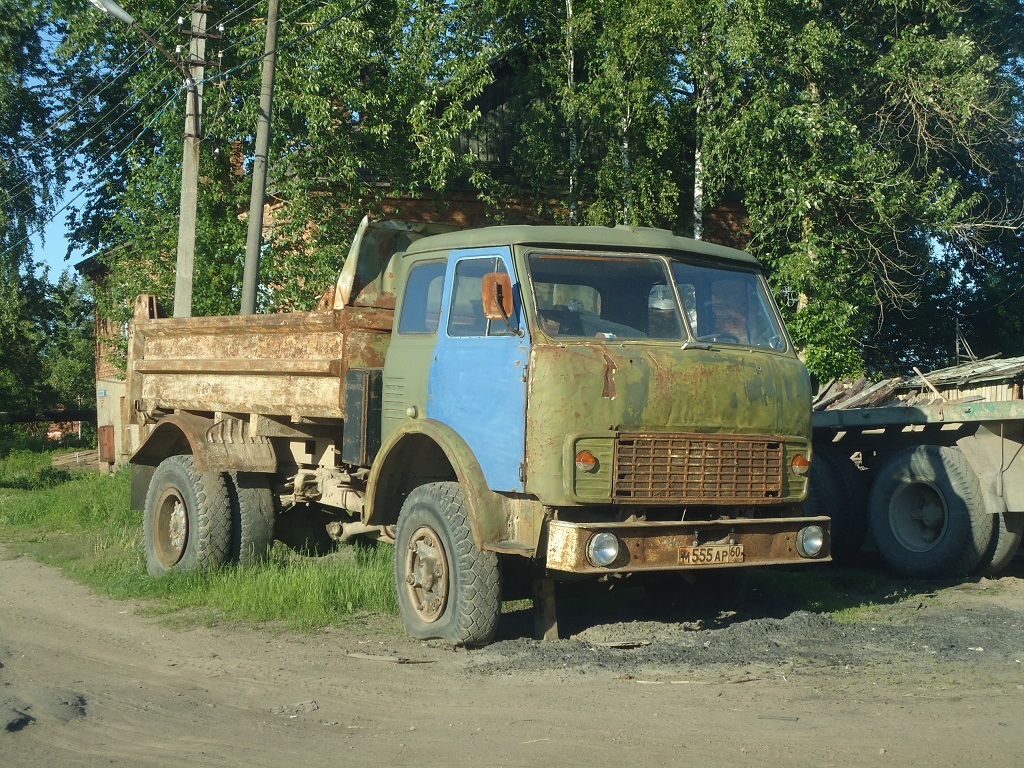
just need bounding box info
[545,516,831,574]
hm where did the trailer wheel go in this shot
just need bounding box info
[227,472,276,566]
[868,445,994,579]
[803,458,841,555]
[394,482,500,645]
[814,448,869,563]
[144,455,231,576]
[978,512,1023,577]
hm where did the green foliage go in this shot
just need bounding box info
[698,0,1023,378]
[0,449,70,489]
[9,0,1020,382]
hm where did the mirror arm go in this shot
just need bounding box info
[496,284,523,338]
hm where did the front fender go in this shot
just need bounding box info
[366,419,508,549]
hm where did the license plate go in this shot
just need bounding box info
[678,544,745,566]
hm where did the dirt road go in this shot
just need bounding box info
[2,548,1023,767]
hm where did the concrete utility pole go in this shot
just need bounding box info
[88,0,213,318]
[173,5,211,318]
[240,0,280,315]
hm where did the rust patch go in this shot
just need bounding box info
[602,353,617,399]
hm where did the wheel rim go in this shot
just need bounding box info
[889,480,948,553]
[153,487,189,568]
[403,525,449,623]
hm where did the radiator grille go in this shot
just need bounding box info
[614,433,784,503]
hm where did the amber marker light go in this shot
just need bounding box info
[575,450,600,473]
[791,454,810,475]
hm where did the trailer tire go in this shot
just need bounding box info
[814,448,869,563]
[227,472,276,566]
[803,458,842,556]
[144,455,232,576]
[978,512,1023,577]
[394,482,500,645]
[868,445,995,579]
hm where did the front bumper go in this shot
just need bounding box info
[545,516,831,574]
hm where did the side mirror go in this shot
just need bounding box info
[482,272,515,321]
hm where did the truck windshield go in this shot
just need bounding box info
[528,252,787,350]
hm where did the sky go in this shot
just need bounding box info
[32,189,84,280]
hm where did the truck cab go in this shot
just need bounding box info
[361,224,827,641]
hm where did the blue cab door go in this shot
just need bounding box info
[427,247,530,492]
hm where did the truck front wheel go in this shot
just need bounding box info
[144,455,232,576]
[394,482,500,645]
[868,445,994,579]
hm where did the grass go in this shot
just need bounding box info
[748,564,931,624]
[0,448,75,489]
[0,443,935,635]
[0,447,398,632]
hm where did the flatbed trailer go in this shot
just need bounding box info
[810,359,1024,578]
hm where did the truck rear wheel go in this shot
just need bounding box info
[868,445,994,579]
[227,472,276,566]
[144,455,232,576]
[394,482,500,645]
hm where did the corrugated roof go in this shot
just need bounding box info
[901,355,1024,390]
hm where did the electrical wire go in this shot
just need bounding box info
[203,0,372,87]
[962,279,1024,317]
[16,0,192,158]
[5,1,203,212]
[5,0,373,266]
[1,87,185,265]
[1,67,181,213]
[209,0,326,68]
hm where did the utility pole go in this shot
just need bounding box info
[241,0,280,315]
[173,5,210,318]
[87,0,209,316]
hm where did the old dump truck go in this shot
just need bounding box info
[125,218,829,645]
[810,357,1024,578]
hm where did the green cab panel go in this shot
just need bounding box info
[525,342,812,507]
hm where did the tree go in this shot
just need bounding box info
[40,271,96,408]
[0,0,63,411]
[49,0,1024,382]
[695,0,1024,379]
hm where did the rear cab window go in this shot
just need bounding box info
[397,261,446,335]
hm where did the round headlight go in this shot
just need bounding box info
[796,525,825,558]
[587,532,620,567]
[791,454,810,476]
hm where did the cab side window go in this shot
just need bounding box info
[397,261,446,335]
[448,257,514,337]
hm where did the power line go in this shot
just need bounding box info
[1,67,181,214]
[5,2,203,212]
[15,1,194,158]
[202,0,372,88]
[5,0,374,268]
[0,88,185,265]
[213,0,322,61]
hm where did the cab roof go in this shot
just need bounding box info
[403,224,760,266]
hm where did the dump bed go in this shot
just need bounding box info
[127,297,393,420]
